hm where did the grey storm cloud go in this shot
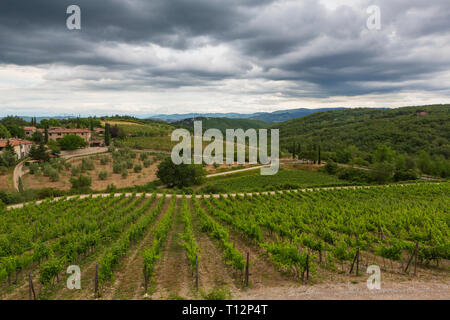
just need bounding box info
[0,0,449,100]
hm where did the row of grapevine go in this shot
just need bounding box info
[97,194,165,288]
[192,196,245,272]
[142,196,176,288]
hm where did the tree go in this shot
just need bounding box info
[5,125,25,139]
[40,118,61,128]
[31,130,43,143]
[29,143,50,162]
[324,160,338,174]
[318,145,321,164]
[58,134,88,150]
[47,140,61,156]
[157,157,206,188]
[104,123,111,146]
[373,145,395,164]
[371,161,394,184]
[0,141,16,167]
[417,150,433,174]
[0,124,10,138]
[17,177,24,193]
[44,127,49,144]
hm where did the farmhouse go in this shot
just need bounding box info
[94,127,105,136]
[24,126,37,138]
[0,138,33,159]
[47,127,91,143]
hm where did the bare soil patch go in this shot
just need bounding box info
[22,153,160,191]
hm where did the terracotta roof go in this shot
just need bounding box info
[0,138,33,147]
[48,127,91,133]
[24,126,37,131]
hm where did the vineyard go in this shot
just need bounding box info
[0,183,449,300]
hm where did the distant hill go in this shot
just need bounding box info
[173,117,270,133]
[149,107,346,122]
[0,116,76,123]
[274,104,450,158]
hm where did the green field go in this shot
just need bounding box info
[202,168,350,193]
[0,183,448,300]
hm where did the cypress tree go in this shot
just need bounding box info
[44,127,49,144]
[318,144,322,164]
[104,123,111,146]
[18,177,24,193]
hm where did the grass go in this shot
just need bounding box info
[201,168,351,193]
[0,167,15,191]
[200,285,232,300]
[117,136,175,151]
[117,123,173,137]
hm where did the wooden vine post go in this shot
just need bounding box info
[306,253,310,282]
[144,264,149,293]
[29,273,36,300]
[413,243,418,276]
[245,252,250,287]
[404,242,419,274]
[195,255,199,290]
[94,264,99,299]
[356,248,360,276]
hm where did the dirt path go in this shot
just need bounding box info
[237,279,450,300]
[60,147,108,160]
[151,198,194,300]
[206,165,269,178]
[8,183,441,210]
[12,147,108,192]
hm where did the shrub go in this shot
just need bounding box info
[0,199,6,211]
[134,164,142,173]
[70,175,92,190]
[71,165,82,176]
[64,161,72,170]
[324,161,338,175]
[100,156,110,165]
[29,163,40,175]
[98,171,108,180]
[139,153,149,161]
[121,169,128,179]
[143,160,151,168]
[81,158,95,171]
[113,162,123,174]
[42,164,54,177]
[48,170,59,182]
[200,185,226,194]
[105,184,117,193]
[126,160,133,169]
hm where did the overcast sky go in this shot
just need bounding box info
[0,0,449,117]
